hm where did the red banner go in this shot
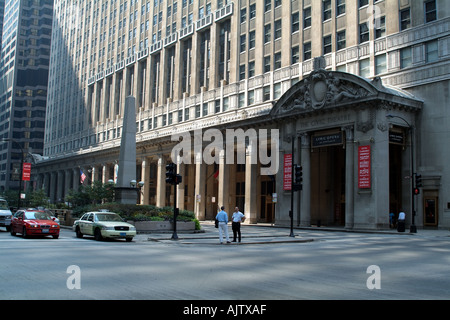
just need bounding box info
[283,154,292,191]
[22,163,31,181]
[358,146,371,189]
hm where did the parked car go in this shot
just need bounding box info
[73,211,136,242]
[0,198,12,232]
[10,209,60,239]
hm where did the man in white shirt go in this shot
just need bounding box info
[231,207,245,242]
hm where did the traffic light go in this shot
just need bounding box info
[413,187,420,195]
[415,174,422,188]
[165,163,176,185]
[175,174,182,185]
[293,165,303,191]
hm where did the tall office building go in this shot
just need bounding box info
[38,0,449,230]
[0,0,53,192]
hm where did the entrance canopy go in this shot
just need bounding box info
[271,69,423,118]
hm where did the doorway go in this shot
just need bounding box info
[389,142,404,218]
[310,144,346,226]
[423,191,439,227]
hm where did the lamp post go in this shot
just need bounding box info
[386,114,417,233]
[0,138,24,209]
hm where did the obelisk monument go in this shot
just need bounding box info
[115,96,138,204]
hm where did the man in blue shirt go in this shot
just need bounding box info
[215,206,230,244]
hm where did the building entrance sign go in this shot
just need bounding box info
[283,154,292,191]
[311,131,343,148]
[358,146,371,189]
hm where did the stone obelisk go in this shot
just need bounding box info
[115,96,138,204]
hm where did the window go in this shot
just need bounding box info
[304,42,311,60]
[337,30,346,50]
[426,40,438,63]
[249,31,256,49]
[375,16,386,39]
[274,83,282,100]
[202,103,208,116]
[359,22,369,43]
[303,7,311,28]
[264,0,271,12]
[264,24,271,43]
[264,56,271,73]
[239,65,246,80]
[359,0,368,7]
[240,34,246,52]
[337,0,345,16]
[274,20,282,40]
[249,4,256,19]
[263,86,271,101]
[239,93,245,108]
[291,46,300,64]
[323,0,332,21]
[240,8,247,23]
[400,47,412,69]
[425,0,437,23]
[274,52,282,70]
[248,61,255,77]
[400,8,411,31]
[375,54,386,74]
[359,58,370,78]
[292,12,300,33]
[323,35,332,54]
[248,90,255,105]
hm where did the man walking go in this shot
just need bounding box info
[216,206,230,244]
[231,207,245,242]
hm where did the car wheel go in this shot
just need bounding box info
[94,228,103,241]
[126,237,133,242]
[6,226,11,232]
[75,227,83,238]
[53,235,59,239]
[10,227,16,236]
[22,227,28,238]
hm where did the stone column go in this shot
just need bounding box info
[156,154,166,207]
[140,158,150,205]
[56,170,64,203]
[344,126,355,229]
[218,149,230,214]
[194,152,206,220]
[72,168,79,191]
[176,159,185,210]
[300,133,311,227]
[244,143,257,224]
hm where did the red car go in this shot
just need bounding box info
[10,209,60,239]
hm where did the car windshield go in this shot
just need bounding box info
[95,213,123,222]
[0,200,9,210]
[24,211,52,220]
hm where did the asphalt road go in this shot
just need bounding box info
[1,225,450,301]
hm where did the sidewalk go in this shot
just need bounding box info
[144,221,450,245]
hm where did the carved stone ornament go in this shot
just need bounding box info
[278,70,371,114]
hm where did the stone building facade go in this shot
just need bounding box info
[35,0,450,229]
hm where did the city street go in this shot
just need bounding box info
[1,224,449,302]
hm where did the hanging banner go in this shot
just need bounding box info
[358,146,371,189]
[283,154,292,191]
[22,163,32,181]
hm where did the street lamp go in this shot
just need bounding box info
[0,138,24,210]
[386,114,417,233]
